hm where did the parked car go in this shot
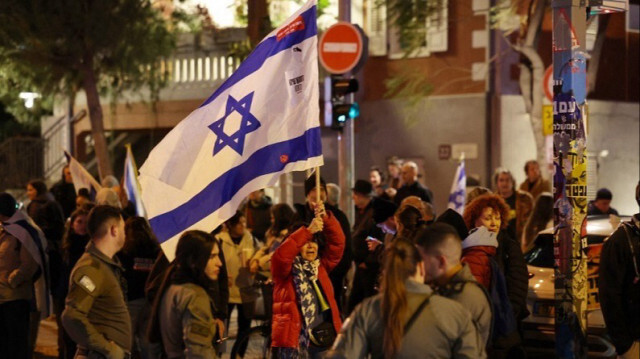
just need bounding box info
[522,215,630,358]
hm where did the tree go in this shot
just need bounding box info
[0,0,178,180]
[498,0,609,168]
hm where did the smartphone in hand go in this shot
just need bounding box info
[366,236,382,244]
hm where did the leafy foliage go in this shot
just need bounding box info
[0,0,183,123]
[383,0,443,57]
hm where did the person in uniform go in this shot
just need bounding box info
[148,230,224,358]
[61,205,132,359]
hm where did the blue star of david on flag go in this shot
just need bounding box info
[447,160,466,215]
[208,92,261,156]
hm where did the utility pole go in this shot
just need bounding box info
[338,0,355,224]
[552,1,627,357]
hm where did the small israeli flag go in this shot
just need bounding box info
[123,145,146,218]
[64,150,102,200]
[447,160,466,215]
[139,0,322,259]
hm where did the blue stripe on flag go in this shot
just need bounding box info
[199,6,317,109]
[149,127,322,243]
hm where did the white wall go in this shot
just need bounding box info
[500,95,640,215]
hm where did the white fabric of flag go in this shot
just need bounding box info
[139,0,322,260]
[64,150,102,199]
[447,160,466,215]
[123,145,147,218]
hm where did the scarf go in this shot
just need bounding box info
[291,256,325,356]
[2,210,51,318]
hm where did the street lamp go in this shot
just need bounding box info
[18,92,40,109]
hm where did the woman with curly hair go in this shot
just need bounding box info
[461,194,509,288]
[463,194,530,358]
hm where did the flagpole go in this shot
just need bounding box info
[315,166,321,212]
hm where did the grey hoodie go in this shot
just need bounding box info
[333,280,480,359]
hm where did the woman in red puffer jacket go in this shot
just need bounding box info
[271,202,345,358]
[461,194,510,289]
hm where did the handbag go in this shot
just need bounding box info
[309,321,337,348]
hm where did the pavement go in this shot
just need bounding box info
[33,312,245,359]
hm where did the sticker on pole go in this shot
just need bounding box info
[319,22,365,74]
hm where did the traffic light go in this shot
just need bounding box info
[329,76,359,130]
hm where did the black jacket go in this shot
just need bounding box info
[394,181,433,206]
[51,181,77,219]
[599,214,640,355]
[496,231,530,321]
[243,196,272,242]
[27,195,65,245]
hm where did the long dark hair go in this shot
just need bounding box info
[381,238,422,358]
[270,203,295,235]
[123,217,160,255]
[173,230,218,288]
[226,210,245,227]
[28,179,47,197]
[147,230,218,344]
[395,205,423,240]
[62,207,90,258]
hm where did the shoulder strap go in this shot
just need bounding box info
[460,280,495,342]
[404,295,431,335]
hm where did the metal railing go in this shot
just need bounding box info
[42,115,68,182]
[0,137,43,190]
[160,52,241,87]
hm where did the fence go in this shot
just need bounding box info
[0,137,43,190]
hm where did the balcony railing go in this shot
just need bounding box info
[160,52,241,88]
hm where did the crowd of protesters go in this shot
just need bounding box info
[0,158,637,359]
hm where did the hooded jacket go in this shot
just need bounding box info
[461,227,498,289]
[270,211,345,349]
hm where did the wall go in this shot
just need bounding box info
[500,95,639,215]
[354,93,488,213]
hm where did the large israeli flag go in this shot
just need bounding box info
[139,0,322,259]
[447,160,466,215]
[123,145,147,218]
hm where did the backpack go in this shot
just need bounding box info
[487,257,518,342]
[453,258,517,345]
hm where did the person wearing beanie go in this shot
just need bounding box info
[294,175,351,312]
[587,188,619,216]
[0,193,43,359]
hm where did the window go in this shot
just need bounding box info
[387,0,449,59]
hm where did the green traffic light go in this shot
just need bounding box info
[349,103,360,119]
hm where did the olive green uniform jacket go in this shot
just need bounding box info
[159,283,218,359]
[62,242,131,358]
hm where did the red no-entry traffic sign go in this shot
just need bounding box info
[319,22,365,74]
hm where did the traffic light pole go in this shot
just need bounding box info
[338,0,355,224]
[552,1,588,357]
